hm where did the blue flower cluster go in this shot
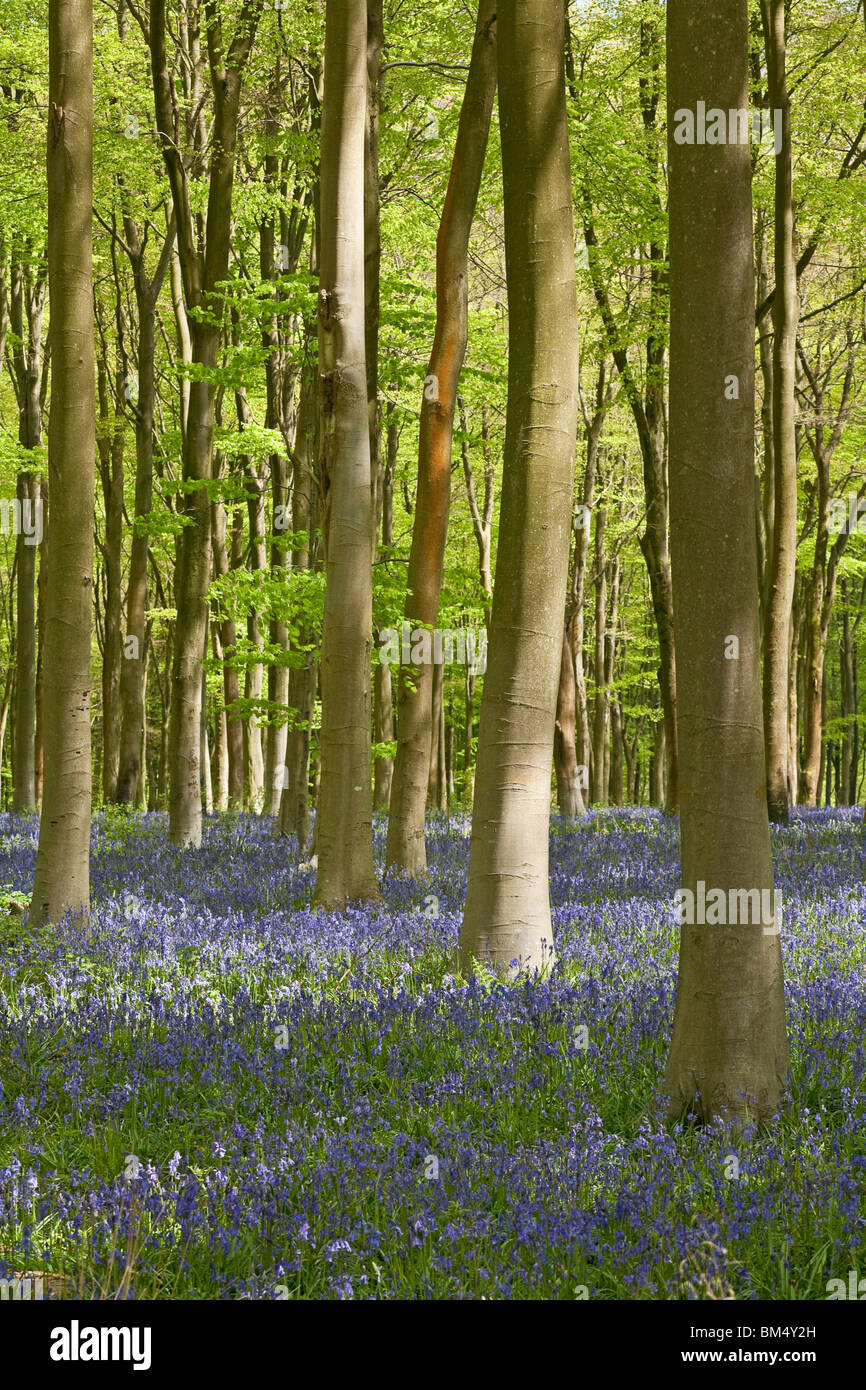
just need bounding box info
[0,806,863,1299]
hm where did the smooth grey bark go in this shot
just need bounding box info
[30,0,95,925]
[458,0,580,976]
[664,0,788,1123]
[312,0,380,907]
[760,0,799,825]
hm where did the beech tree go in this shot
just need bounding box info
[29,0,95,925]
[312,0,380,908]
[458,0,580,975]
[386,0,497,875]
[760,0,799,826]
[664,0,789,1122]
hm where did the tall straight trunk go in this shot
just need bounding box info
[650,719,666,807]
[756,225,774,618]
[96,349,125,804]
[30,0,95,925]
[840,594,855,805]
[312,0,380,907]
[117,218,172,803]
[211,497,244,805]
[572,362,608,783]
[200,657,213,814]
[34,521,45,807]
[611,698,624,806]
[211,623,229,810]
[603,559,620,800]
[386,0,498,873]
[281,356,317,849]
[554,622,584,817]
[235,378,265,812]
[796,350,855,804]
[760,0,799,825]
[150,0,263,847]
[789,577,801,804]
[459,0,579,975]
[664,0,788,1121]
[10,260,46,813]
[591,495,608,806]
[372,414,396,807]
[463,656,475,802]
[427,657,443,807]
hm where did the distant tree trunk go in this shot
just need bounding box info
[664,0,788,1122]
[235,381,265,812]
[312,0,380,907]
[30,0,95,925]
[611,696,624,806]
[211,624,229,810]
[373,409,397,809]
[572,361,609,788]
[9,259,46,814]
[463,655,475,802]
[591,493,609,807]
[117,215,173,804]
[760,0,798,825]
[840,591,855,805]
[211,496,244,806]
[459,0,579,975]
[796,343,856,804]
[386,0,498,873]
[650,719,666,807]
[281,357,317,851]
[554,623,584,817]
[96,338,125,805]
[150,0,263,847]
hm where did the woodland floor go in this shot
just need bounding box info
[0,807,863,1299]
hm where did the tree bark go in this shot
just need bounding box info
[9,258,45,814]
[386,0,497,873]
[116,214,173,803]
[30,0,95,925]
[554,622,584,817]
[760,0,799,825]
[312,0,380,907]
[664,0,788,1122]
[459,0,580,976]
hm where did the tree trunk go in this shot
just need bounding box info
[459,0,579,976]
[591,495,609,806]
[312,0,380,907]
[760,0,799,825]
[30,0,95,925]
[554,622,584,817]
[96,349,125,804]
[117,218,172,803]
[664,0,788,1122]
[151,0,263,847]
[281,361,317,850]
[386,0,498,873]
[211,497,244,805]
[10,260,46,814]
